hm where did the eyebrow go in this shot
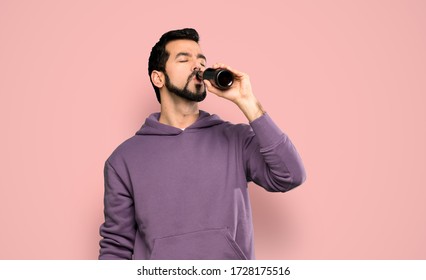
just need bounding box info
[175,52,207,61]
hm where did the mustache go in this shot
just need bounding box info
[187,69,201,83]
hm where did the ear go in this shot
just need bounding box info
[151,70,164,89]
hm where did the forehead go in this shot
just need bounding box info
[165,39,203,56]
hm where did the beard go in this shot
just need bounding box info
[164,70,207,102]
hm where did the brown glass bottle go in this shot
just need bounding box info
[197,68,234,90]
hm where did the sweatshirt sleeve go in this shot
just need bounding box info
[99,160,136,259]
[243,113,306,192]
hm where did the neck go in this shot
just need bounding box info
[159,94,200,130]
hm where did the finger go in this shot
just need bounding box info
[212,63,245,78]
[203,79,214,92]
[211,63,223,69]
[212,62,229,70]
[203,79,221,96]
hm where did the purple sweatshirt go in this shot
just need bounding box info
[99,110,306,260]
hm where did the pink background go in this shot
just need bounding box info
[1,0,425,259]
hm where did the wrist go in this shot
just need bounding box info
[236,96,265,122]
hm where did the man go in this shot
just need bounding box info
[99,28,306,260]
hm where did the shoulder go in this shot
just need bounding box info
[105,135,142,166]
[216,120,254,143]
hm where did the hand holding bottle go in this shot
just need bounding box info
[202,63,265,122]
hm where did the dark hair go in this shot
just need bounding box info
[148,28,200,103]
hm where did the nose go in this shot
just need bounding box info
[193,60,204,71]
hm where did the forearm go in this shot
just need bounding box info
[235,95,266,122]
[246,114,306,191]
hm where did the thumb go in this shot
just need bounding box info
[203,79,218,95]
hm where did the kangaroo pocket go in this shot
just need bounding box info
[149,228,247,260]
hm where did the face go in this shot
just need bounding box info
[163,39,207,102]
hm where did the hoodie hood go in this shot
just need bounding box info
[136,110,225,136]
